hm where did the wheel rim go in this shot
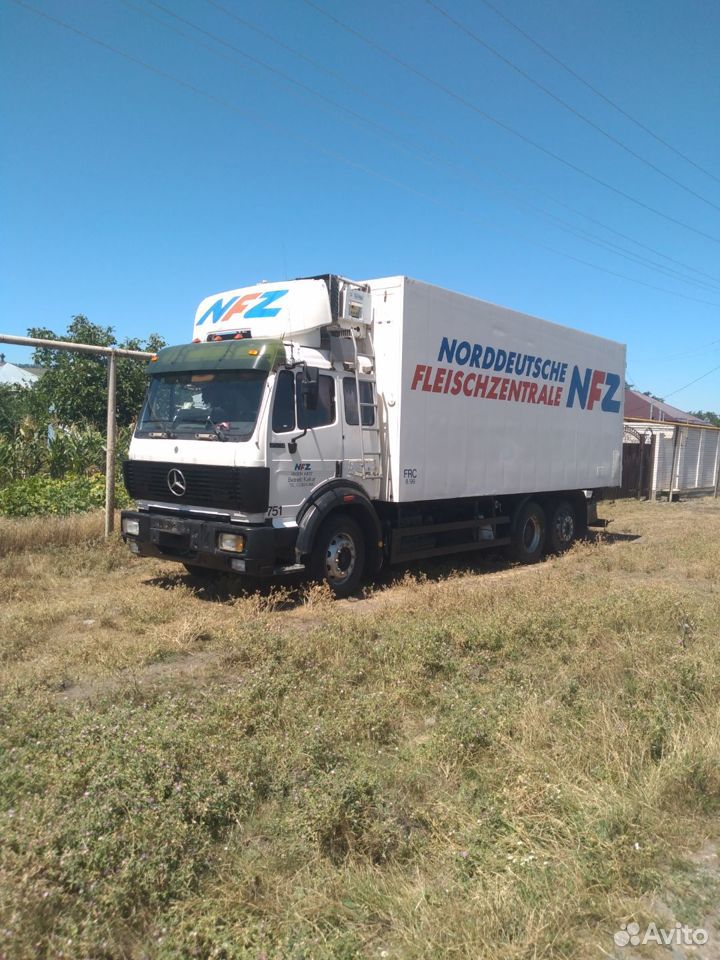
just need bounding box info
[554,512,574,544]
[522,516,542,552]
[324,532,357,583]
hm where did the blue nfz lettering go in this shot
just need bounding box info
[566,366,622,412]
[196,296,238,327]
[566,366,592,409]
[244,289,288,319]
[601,372,621,413]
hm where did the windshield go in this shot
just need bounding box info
[136,370,267,441]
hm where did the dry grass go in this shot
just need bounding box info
[1,497,719,958]
[0,509,107,557]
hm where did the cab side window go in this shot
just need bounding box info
[272,370,296,433]
[297,373,335,429]
[343,377,375,426]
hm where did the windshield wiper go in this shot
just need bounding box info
[191,417,228,442]
[140,421,175,438]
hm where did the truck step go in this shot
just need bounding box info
[274,562,306,575]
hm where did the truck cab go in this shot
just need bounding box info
[121,276,383,596]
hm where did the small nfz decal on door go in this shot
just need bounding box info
[289,463,314,488]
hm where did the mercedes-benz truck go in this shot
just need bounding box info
[121,275,624,596]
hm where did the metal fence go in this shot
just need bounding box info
[625,419,720,500]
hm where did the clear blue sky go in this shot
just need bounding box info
[2,0,719,411]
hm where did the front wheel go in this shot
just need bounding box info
[310,514,366,598]
[507,500,546,564]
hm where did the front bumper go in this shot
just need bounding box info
[120,510,299,576]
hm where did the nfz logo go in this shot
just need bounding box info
[294,462,312,472]
[196,289,289,327]
[566,367,621,412]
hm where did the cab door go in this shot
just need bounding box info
[267,370,342,521]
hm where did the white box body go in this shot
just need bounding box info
[369,277,625,503]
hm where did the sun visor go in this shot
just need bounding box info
[148,339,286,374]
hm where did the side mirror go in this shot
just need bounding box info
[301,366,319,410]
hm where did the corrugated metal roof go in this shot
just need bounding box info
[0,360,40,387]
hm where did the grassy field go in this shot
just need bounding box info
[1,498,719,959]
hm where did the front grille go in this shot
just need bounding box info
[123,460,269,513]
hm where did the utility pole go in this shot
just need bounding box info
[105,351,117,536]
[667,425,682,503]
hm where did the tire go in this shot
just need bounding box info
[547,499,577,554]
[310,514,366,598]
[507,500,546,564]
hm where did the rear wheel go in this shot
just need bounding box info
[507,500,546,564]
[310,514,366,598]
[547,499,576,553]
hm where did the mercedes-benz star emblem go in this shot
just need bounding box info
[167,468,187,497]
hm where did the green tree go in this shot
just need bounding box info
[28,316,164,429]
[689,410,720,426]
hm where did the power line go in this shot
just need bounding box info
[424,0,720,214]
[204,0,720,291]
[204,0,383,104]
[653,338,720,363]
[9,0,720,310]
[664,362,720,399]
[302,0,720,246]
[143,0,414,147]
[130,0,720,295]
[477,0,720,188]
[541,196,720,289]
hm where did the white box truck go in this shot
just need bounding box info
[121,275,625,595]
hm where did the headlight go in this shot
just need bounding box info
[122,518,140,537]
[218,532,245,553]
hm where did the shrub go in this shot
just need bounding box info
[0,473,131,518]
[0,422,48,484]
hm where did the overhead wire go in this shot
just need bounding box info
[652,339,720,363]
[203,0,720,290]
[128,1,720,295]
[424,0,720,213]
[664,362,720,399]
[476,0,720,188]
[8,0,720,311]
[301,0,720,245]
